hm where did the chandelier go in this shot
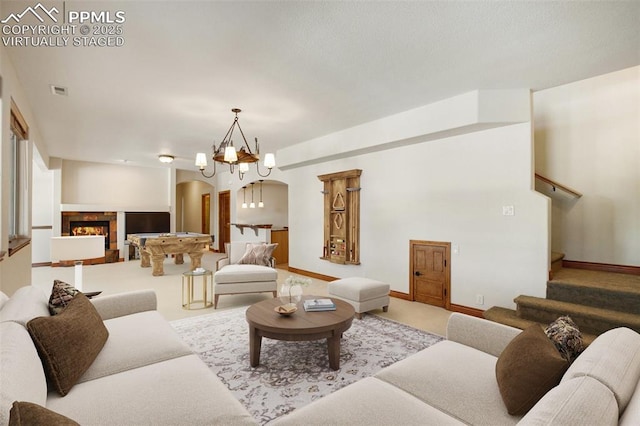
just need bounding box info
[195,108,275,180]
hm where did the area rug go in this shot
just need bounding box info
[171,308,443,424]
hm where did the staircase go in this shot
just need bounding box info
[484,255,640,344]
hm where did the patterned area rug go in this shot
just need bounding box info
[171,308,444,425]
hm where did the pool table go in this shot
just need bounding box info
[127,232,211,276]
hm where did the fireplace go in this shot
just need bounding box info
[61,212,119,263]
[70,221,110,249]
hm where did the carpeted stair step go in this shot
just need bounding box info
[483,306,596,345]
[547,268,640,315]
[515,295,640,336]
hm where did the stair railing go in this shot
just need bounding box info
[535,173,582,198]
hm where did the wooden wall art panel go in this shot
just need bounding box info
[318,169,361,265]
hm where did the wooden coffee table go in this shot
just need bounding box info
[245,296,355,370]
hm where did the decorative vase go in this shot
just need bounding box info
[279,282,303,305]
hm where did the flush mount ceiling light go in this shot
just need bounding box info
[195,108,276,180]
[158,154,174,163]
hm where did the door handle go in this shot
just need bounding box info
[414,271,422,276]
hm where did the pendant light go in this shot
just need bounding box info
[249,183,256,209]
[241,186,247,209]
[258,180,265,208]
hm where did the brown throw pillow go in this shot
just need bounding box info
[237,243,277,266]
[544,316,584,364]
[27,294,109,396]
[9,401,79,426]
[495,324,569,415]
[48,280,79,315]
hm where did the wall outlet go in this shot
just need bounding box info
[476,294,484,305]
[502,205,515,216]
[452,244,459,255]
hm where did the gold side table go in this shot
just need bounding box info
[182,269,213,310]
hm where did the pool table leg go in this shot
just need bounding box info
[140,250,151,268]
[189,251,204,270]
[151,254,165,276]
[174,253,184,264]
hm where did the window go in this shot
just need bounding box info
[8,99,30,255]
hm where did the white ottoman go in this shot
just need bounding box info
[328,277,390,319]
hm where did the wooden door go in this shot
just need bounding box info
[218,191,230,253]
[410,240,450,309]
[201,193,210,235]
[270,229,289,265]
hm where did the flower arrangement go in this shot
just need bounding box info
[280,275,312,305]
[285,276,312,287]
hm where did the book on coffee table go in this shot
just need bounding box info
[303,298,336,311]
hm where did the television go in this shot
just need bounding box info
[125,212,170,236]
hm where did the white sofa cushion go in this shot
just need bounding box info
[0,291,9,310]
[620,378,640,426]
[562,327,640,414]
[215,264,277,284]
[78,311,192,383]
[273,377,465,425]
[90,289,157,320]
[0,285,49,326]
[375,340,520,425]
[0,322,48,426]
[446,313,521,358]
[47,354,255,425]
[518,376,618,426]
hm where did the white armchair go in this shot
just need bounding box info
[213,241,278,309]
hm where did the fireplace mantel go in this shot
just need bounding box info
[61,204,170,213]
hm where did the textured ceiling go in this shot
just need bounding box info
[3,1,639,171]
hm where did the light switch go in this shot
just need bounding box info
[502,205,515,216]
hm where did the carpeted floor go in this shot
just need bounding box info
[550,268,640,292]
[171,308,444,425]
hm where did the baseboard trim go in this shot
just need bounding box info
[32,262,52,268]
[563,260,640,276]
[450,304,485,318]
[285,269,486,318]
[389,290,411,300]
[287,267,339,283]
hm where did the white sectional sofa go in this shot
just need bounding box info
[275,313,640,425]
[2,285,639,426]
[0,286,256,426]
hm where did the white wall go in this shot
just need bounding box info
[287,124,548,310]
[280,90,549,310]
[0,45,48,294]
[176,180,214,233]
[61,160,171,208]
[31,149,54,264]
[534,66,640,266]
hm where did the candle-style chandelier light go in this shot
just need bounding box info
[195,108,275,180]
